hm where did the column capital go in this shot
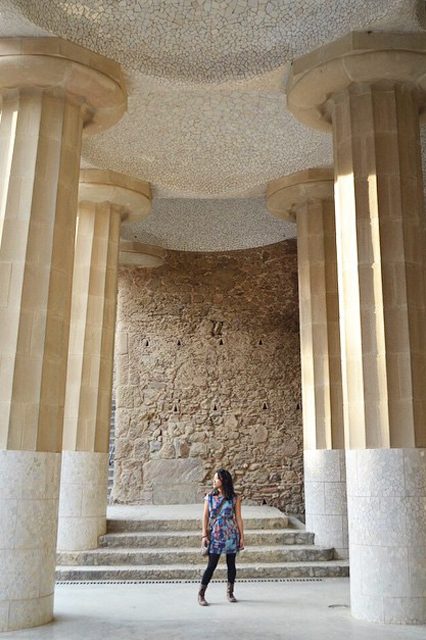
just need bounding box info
[79,169,152,223]
[287,31,426,131]
[266,168,334,222]
[119,241,166,267]
[0,37,126,133]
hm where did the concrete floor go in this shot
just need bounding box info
[3,579,425,639]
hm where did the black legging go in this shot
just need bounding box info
[201,553,237,586]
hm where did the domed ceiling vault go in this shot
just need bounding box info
[0,1,425,251]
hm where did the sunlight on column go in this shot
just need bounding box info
[0,108,17,241]
[367,172,389,447]
[334,172,363,448]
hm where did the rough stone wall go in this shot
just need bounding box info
[113,240,304,515]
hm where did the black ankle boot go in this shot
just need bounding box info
[198,584,208,606]
[227,582,237,603]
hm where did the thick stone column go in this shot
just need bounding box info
[58,171,151,551]
[0,39,125,632]
[267,169,347,559]
[288,32,426,624]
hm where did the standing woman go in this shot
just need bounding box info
[198,468,245,606]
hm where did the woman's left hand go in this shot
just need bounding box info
[239,535,245,550]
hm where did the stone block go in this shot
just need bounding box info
[144,459,205,485]
[251,426,268,444]
[152,484,202,505]
[189,443,207,457]
[159,443,176,459]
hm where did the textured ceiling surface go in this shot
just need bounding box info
[0,1,425,250]
[4,1,423,82]
[121,197,297,252]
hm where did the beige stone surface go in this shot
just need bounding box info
[0,38,126,134]
[288,34,426,450]
[0,87,82,452]
[0,43,127,454]
[79,170,151,222]
[287,33,426,625]
[346,448,426,624]
[267,169,343,451]
[63,170,151,454]
[288,31,426,132]
[119,242,166,268]
[61,171,151,550]
[113,241,303,514]
[266,168,335,222]
[331,82,426,449]
[57,451,109,551]
[267,170,348,558]
[0,451,60,632]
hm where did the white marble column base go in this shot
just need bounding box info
[58,451,109,551]
[346,448,426,625]
[304,449,348,559]
[0,450,61,632]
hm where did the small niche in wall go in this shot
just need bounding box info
[296,402,301,411]
[211,320,224,337]
[257,338,263,346]
[172,400,181,414]
[218,338,224,346]
[177,339,182,347]
[143,338,150,348]
[262,402,268,411]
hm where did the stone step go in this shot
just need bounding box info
[99,529,315,548]
[107,515,288,533]
[56,560,349,581]
[57,545,332,567]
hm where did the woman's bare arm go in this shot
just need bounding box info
[202,499,210,539]
[235,497,245,548]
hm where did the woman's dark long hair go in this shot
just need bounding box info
[213,468,236,501]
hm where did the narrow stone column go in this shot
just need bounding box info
[58,171,152,551]
[267,169,347,559]
[0,39,125,632]
[288,32,426,624]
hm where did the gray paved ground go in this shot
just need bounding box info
[3,579,425,640]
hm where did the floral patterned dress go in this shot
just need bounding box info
[205,492,239,555]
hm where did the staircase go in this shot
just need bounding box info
[56,505,349,581]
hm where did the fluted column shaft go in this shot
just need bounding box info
[58,170,151,552]
[0,88,82,452]
[0,39,126,632]
[331,82,426,450]
[297,197,343,451]
[64,202,122,453]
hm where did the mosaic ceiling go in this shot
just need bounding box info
[0,1,425,250]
